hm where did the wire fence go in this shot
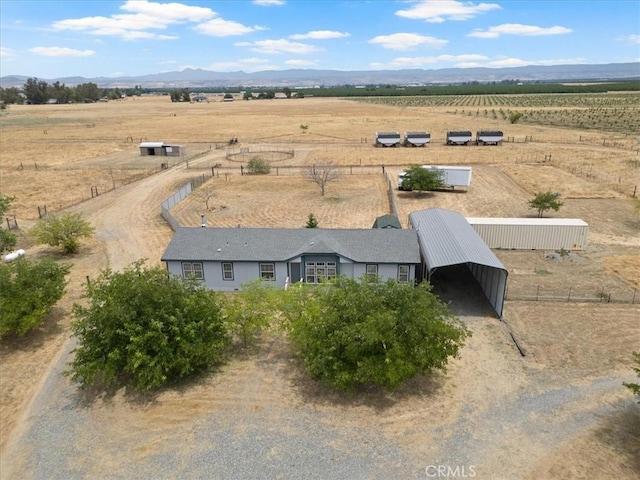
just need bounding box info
[506,285,638,304]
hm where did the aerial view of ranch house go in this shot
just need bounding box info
[1,48,639,480]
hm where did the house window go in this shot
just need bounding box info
[398,265,410,283]
[366,264,378,282]
[260,263,275,281]
[222,262,234,281]
[305,261,337,284]
[182,262,204,280]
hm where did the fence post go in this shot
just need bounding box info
[632,288,637,304]
[567,286,571,302]
[536,285,540,301]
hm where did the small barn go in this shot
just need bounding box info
[466,217,589,250]
[409,208,508,318]
[139,142,185,157]
[375,132,401,147]
[372,214,402,229]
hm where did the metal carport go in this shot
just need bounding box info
[408,208,508,318]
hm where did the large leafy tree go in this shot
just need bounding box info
[528,191,564,217]
[400,165,444,193]
[29,212,95,254]
[0,257,70,339]
[23,77,49,104]
[283,277,469,390]
[0,193,17,252]
[68,261,229,391]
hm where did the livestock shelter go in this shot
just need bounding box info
[466,217,589,250]
[409,208,508,318]
[139,142,185,157]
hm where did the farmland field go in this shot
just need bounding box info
[0,95,639,479]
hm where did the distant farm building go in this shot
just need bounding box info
[476,130,504,145]
[446,131,473,145]
[139,142,185,157]
[403,131,431,147]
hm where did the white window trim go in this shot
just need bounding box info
[182,262,204,280]
[222,262,234,281]
[259,263,275,281]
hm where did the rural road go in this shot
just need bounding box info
[0,160,637,479]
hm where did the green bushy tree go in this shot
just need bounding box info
[222,280,278,347]
[247,156,271,174]
[400,165,444,193]
[528,191,563,217]
[623,352,640,403]
[282,277,469,390]
[0,193,17,252]
[68,261,228,391]
[0,257,70,338]
[29,212,95,254]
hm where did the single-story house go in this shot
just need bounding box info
[161,227,421,291]
[139,142,185,157]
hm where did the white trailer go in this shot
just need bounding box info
[446,131,473,145]
[476,130,503,145]
[375,132,401,147]
[403,131,431,147]
[465,217,589,250]
[398,165,472,190]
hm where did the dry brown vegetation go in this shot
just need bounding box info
[0,95,639,479]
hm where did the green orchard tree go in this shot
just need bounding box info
[0,193,17,252]
[528,191,564,217]
[0,257,70,338]
[67,260,229,391]
[29,212,95,254]
[400,165,444,193]
[282,277,469,390]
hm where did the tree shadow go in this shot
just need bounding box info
[0,305,66,353]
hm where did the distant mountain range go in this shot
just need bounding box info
[2,62,639,89]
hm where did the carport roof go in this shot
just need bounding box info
[408,208,506,272]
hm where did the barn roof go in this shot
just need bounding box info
[140,142,164,148]
[408,208,506,272]
[162,227,420,264]
[372,214,402,229]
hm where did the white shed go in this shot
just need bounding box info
[466,218,589,250]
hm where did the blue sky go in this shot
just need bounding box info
[1,0,639,79]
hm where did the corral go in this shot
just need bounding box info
[0,95,639,479]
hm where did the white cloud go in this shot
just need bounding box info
[205,57,273,72]
[369,33,447,50]
[52,0,260,40]
[235,39,321,54]
[284,59,318,66]
[617,34,640,44]
[290,30,350,40]
[194,18,263,36]
[253,0,285,5]
[0,47,17,59]
[396,0,501,23]
[371,53,488,69]
[29,46,96,57]
[469,23,572,38]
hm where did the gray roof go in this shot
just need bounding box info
[372,214,402,229]
[408,208,506,272]
[162,227,420,264]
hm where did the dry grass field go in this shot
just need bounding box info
[1,95,639,479]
